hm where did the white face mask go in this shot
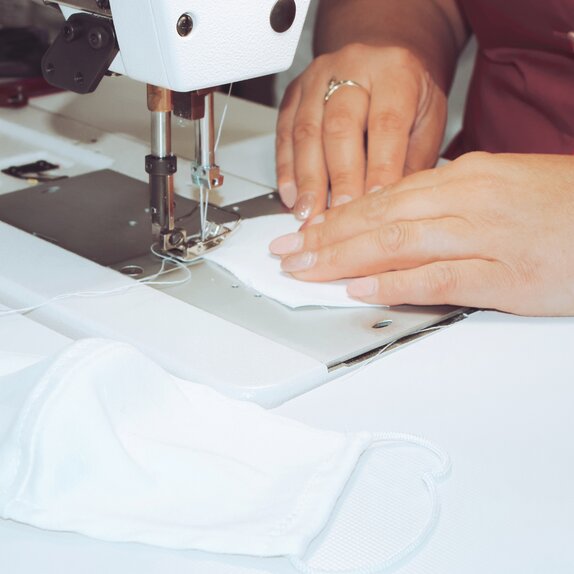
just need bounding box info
[0,340,449,574]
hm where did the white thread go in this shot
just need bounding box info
[199,183,210,241]
[289,433,451,574]
[0,249,193,319]
[198,83,232,241]
[333,323,451,386]
[215,83,233,153]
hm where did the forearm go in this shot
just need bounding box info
[314,0,470,92]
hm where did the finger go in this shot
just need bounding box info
[403,91,446,175]
[270,182,461,256]
[291,74,330,221]
[347,259,505,308]
[276,81,302,208]
[382,163,446,195]
[365,71,419,190]
[279,217,475,282]
[322,85,370,207]
[297,136,455,231]
[394,78,448,176]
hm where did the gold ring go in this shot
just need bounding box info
[324,78,368,103]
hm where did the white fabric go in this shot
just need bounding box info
[0,339,371,557]
[204,214,376,309]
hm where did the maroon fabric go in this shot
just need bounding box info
[445,0,574,158]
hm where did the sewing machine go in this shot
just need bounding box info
[0,0,466,406]
[37,0,310,256]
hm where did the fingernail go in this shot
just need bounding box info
[332,195,352,207]
[294,193,316,221]
[368,186,382,194]
[278,182,297,209]
[348,277,378,298]
[281,251,317,273]
[308,213,325,226]
[269,232,304,255]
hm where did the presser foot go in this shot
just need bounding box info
[156,218,240,262]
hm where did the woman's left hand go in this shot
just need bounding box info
[269,152,574,316]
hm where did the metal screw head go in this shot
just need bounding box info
[62,23,79,42]
[120,265,144,277]
[88,27,109,50]
[372,319,393,330]
[169,230,185,247]
[177,14,194,37]
[270,0,297,33]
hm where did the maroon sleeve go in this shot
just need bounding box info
[446,0,574,157]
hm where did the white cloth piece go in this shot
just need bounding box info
[0,339,371,557]
[204,214,378,309]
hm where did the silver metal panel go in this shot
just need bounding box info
[155,264,463,367]
[0,170,238,271]
[0,170,466,368]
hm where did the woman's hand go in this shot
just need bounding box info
[270,153,574,316]
[275,43,448,221]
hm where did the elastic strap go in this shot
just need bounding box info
[289,432,451,574]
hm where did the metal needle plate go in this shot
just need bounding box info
[0,170,466,368]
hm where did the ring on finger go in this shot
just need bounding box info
[324,78,369,104]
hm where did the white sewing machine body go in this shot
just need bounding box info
[0,1,464,406]
[37,0,310,262]
[55,0,310,92]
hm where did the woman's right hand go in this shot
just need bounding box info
[275,42,449,221]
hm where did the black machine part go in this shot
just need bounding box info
[41,12,118,94]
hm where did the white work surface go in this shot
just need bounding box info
[1,80,573,574]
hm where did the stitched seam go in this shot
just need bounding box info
[266,433,369,543]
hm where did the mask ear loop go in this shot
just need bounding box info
[289,432,451,574]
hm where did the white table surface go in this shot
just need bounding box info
[1,80,573,574]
